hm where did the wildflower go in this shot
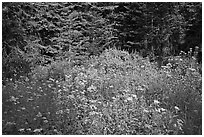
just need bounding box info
[161,66,168,69]
[144,124,152,129]
[112,97,116,100]
[36,112,42,117]
[18,128,25,132]
[177,119,184,124]
[109,85,114,88]
[153,100,160,104]
[89,111,99,115]
[48,84,52,88]
[87,85,97,92]
[56,110,63,114]
[188,68,196,72]
[166,63,172,68]
[132,94,137,99]
[43,120,49,123]
[157,108,166,113]
[90,104,97,110]
[65,75,71,81]
[177,119,184,130]
[53,129,58,132]
[126,96,133,101]
[27,128,31,131]
[136,86,145,91]
[141,65,145,68]
[143,109,149,113]
[25,77,29,82]
[78,80,86,87]
[21,107,26,110]
[68,94,75,99]
[9,96,18,102]
[174,106,180,111]
[6,122,16,125]
[49,78,55,81]
[27,98,34,101]
[90,100,97,103]
[160,108,166,112]
[33,128,43,133]
[166,73,172,78]
[42,117,47,120]
[124,89,130,92]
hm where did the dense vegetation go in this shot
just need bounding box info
[2,2,202,135]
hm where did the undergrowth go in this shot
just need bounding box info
[2,48,202,135]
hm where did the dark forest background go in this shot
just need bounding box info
[2,2,202,79]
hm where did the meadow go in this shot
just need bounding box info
[2,48,202,135]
